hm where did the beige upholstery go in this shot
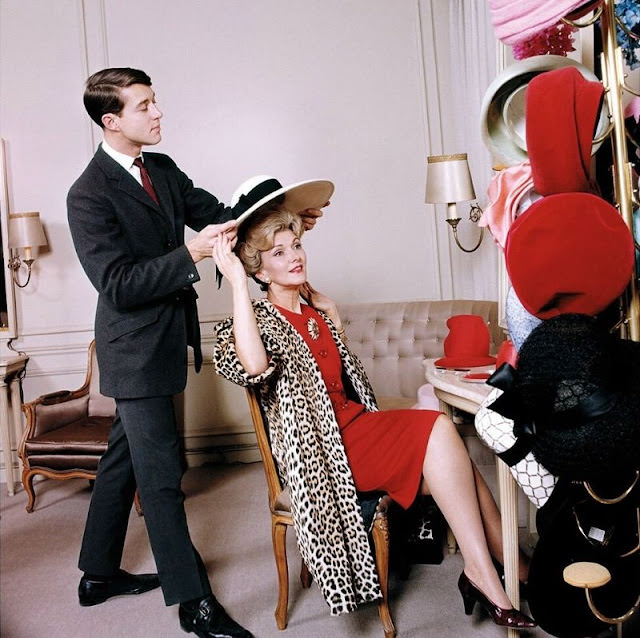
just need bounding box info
[338,299,501,401]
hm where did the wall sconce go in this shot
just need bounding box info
[425,153,484,253]
[7,212,48,288]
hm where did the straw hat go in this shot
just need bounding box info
[480,55,608,167]
[231,175,334,227]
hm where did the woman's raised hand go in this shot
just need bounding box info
[212,231,246,288]
[301,282,341,325]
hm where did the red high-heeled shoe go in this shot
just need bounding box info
[458,571,536,629]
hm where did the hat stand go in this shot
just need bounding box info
[563,562,640,630]
[564,0,640,342]
[558,6,640,637]
[484,3,640,633]
[562,472,640,638]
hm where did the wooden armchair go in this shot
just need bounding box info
[245,387,396,637]
[18,340,139,514]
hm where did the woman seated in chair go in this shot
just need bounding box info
[212,176,535,630]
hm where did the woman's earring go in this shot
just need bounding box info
[264,276,271,285]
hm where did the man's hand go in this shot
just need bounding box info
[299,200,330,230]
[187,220,237,263]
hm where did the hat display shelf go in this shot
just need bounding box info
[484,5,640,637]
[560,5,640,636]
[563,0,640,342]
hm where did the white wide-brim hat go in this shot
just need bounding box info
[480,55,609,167]
[231,175,334,227]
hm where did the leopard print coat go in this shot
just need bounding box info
[213,299,382,615]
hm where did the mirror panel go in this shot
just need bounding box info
[1,138,17,339]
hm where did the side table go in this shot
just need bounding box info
[424,359,522,638]
[1,354,28,496]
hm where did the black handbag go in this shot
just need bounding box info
[391,495,446,573]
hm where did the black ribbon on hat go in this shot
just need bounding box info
[216,178,285,288]
[486,363,618,467]
[231,178,283,219]
[486,363,537,466]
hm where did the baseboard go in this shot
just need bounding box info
[184,443,261,466]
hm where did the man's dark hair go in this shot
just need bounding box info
[83,67,152,127]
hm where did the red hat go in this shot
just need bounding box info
[526,66,604,196]
[434,315,497,369]
[496,339,518,368]
[505,192,634,319]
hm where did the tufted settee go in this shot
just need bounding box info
[338,299,502,406]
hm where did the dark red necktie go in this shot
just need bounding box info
[133,157,158,204]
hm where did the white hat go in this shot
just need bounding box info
[231,175,334,226]
[480,55,609,167]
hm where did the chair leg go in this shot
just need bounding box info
[272,520,289,630]
[134,490,143,516]
[300,560,312,589]
[447,526,458,554]
[22,468,37,513]
[372,515,396,638]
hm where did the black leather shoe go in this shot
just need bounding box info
[78,569,160,606]
[179,595,253,638]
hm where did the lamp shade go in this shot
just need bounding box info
[8,212,47,250]
[425,153,476,204]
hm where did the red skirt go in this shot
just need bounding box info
[338,404,438,509]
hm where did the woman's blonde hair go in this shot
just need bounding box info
[237,206,304,289]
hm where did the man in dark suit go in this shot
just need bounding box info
[68,67,310,638]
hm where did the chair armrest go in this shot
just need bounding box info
[22,392,91,439]
[40,390,74,405]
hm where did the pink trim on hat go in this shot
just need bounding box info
[480,161,535,249]
[489,0,591,46]
[625,97,640,124]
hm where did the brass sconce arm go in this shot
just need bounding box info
[445,204,484,253]
[7,253,35,288]
[425,154,484,253]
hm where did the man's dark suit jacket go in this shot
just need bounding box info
[68,146,232,398]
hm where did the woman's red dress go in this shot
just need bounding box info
[277,303,439,509]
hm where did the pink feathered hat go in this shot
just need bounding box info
[489,0,594,46]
